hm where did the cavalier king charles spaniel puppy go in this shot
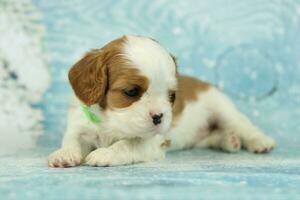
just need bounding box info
[48,35,275,167]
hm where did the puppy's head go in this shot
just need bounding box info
[69,35,177,138]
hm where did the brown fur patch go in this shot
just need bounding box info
[68,35,149,109]
[106,67,149,108]
[173,75,211,120]
[68,49,108,106]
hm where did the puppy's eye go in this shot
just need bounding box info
[124,87,140,97]
[169,91,176,103]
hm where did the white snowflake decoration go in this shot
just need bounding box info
[0,0,50,155]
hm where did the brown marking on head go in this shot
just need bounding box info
[68,35,149,109]
[172,75,211,121]
[106,67,149,108]
[69,48,108,106]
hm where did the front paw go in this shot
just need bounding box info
[48,148,82,168]
[85,148,129,167]
[244,135,275,153]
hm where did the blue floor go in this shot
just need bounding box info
[1,147,300,199]
[1,0,300,199]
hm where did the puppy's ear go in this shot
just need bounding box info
[68,49,107,106]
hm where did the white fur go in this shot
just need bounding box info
[124,36,177,90]
[165,87,275,153]
[48,36,275,167]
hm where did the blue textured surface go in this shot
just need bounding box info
[1,148,300,199]
[1,0,300,199]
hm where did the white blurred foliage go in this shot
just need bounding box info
[0,0,50,155]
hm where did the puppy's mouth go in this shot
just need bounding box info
[150,128,163,135]
[128,117,171,137]
[147,123,170,135]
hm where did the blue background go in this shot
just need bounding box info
[1,0,300,199]
[36,0,300,148]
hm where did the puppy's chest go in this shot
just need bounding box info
[79,125,118,148]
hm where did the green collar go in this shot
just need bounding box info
[80,103,101,124]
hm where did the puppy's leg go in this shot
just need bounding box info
[197,130,241,153]
[208,89,275,153]
[48,126,92,168]
[85,135,166,167]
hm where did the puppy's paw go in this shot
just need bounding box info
[221,134,241,153]
[48,148,82,168]
[244,135,275,153]
[85,148,128,167]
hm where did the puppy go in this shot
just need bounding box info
[48,35,275,167]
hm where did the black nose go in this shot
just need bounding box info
[152,113,163,125]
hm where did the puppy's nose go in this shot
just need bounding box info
[151,113,163,125]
